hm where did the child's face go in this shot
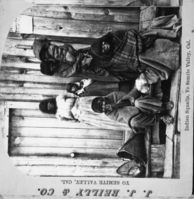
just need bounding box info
[95,97,111,113]
[47,101,56,112]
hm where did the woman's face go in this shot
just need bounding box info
[102,42,110,54]
[49,62,57,73]
[47,101,56,112]
[40,45,52,61]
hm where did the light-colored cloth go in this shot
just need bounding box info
[55,94,75,120]
[139,38,180,83]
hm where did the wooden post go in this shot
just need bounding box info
[173,133,180,178]
[145,85,154,177]
[163,69,181,178]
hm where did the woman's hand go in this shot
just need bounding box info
[81,53,93,68]
[75,79,93,95]
[75,88,85,95]
[81,79,93,88]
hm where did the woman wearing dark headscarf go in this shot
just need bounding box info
[90,26,180,84]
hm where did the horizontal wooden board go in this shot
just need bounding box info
[10,136,122,149]
[1,67,42,75]
[9,147,118,158]
[22,7,139,23]
[25,0,145,7]
[0,73,83,84]
[0,88,117,102]
[3,38,89,57]
[11,116,96,129]
[0,80,118,94]
[70,13,139,23]
[6,101,39,109]
[11,156,121,167]
[0,81,66,89]
[1,87,73,95]
[15,165,120,177]
[0,93,49,101]
[8,32,96,44]
[64,7,140,16]
[10,127,123,140]
[3,38,34,57]
[0,81,65,89]
[23,6,140,16]
[11,109,55,118]
[1,88,118,99]
[0,92,117,102]
[11,116,127,130]
[2,56,40,69]
[34,16,139,38]
[0,72,122,83]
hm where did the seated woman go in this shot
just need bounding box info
[90,15,181,85]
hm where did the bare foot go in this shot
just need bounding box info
[161,115,174,125]
[164,101,174,111]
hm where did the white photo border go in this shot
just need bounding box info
[0,0,193,198]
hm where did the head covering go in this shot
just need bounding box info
[66,83,79,93]
[91,97,104,113]
[40,61,57,76]
[91,32,114,59]
[33,39,48,60]
[39,98,57,114]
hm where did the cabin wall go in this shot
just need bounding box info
[0,6,140,177]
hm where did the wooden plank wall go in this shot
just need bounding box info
[9,105,124,177]
[1,6,140,101]
[0,6,140,177]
